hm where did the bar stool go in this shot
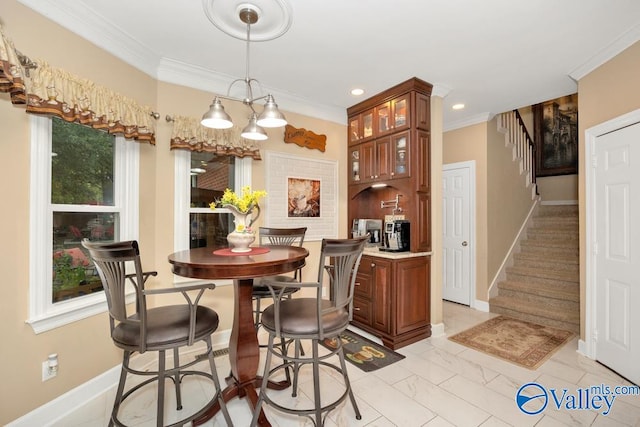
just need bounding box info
[82,239,233,427]
[251,236,368,426]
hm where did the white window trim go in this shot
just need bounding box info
[173,151,250,286]
[27,115,139,333]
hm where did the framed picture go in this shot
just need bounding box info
[287,177,320,217]
[265,151,338,240]
[533,94,578,177]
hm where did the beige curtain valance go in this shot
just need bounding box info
[0,25,155,144]
[26,61,156,144]
[169,115,261,160]
[0,23,26,104]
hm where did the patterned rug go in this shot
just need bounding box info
[448,316,573,370]
[321,329,405,372]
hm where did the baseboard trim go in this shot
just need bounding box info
[7,365,121,427]
[7,329,231,427]
[431,322,446,338]
[473,300,490,312]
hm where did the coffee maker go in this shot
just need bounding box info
[352,219,383,247]
[382,219,410,252]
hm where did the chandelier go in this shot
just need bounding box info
[201,1,291,141]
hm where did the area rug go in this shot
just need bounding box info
[320,329,405,372]
[448,316,573,370]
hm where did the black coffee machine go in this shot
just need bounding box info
[381,219,410,252]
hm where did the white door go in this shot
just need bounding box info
[594,121,640,385]
[442,162,473,305]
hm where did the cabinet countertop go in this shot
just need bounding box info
[363,247,432,260]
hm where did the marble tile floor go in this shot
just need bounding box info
[52,302,640,426]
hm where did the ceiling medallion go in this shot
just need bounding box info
[202,0,292,41]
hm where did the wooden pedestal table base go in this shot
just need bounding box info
[167,246,309,427]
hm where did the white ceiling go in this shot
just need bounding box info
[16,0,640,130]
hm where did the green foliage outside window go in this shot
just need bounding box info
[51,118,115,205]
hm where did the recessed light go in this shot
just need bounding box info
[351,88,364,96]
[452,103,465,110]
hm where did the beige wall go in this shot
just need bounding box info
[537,175,578,202]
[0,2,444,422]
[486,117,536,293]
[443,122,489,300]
[577,40,640,338]
[443,117,535,303]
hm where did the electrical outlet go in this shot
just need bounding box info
[42,359,57,382]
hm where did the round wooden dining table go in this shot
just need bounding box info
[168,245,309,426]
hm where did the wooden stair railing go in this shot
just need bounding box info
[498,110,538,195]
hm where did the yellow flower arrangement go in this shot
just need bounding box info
[210,186,267,214]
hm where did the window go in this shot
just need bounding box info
[173,150,250,283]
[28,116,139,333]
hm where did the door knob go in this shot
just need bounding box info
[462,241,468,246]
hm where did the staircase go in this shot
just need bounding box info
[490,204,579,334]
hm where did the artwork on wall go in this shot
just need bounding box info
[533,93,578,177]
[287,177,321,217]
[265,151,338,240]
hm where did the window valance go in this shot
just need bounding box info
[0,24,26,104]
[26,61,156,144]
[0,25,155,144]
[169,115,261,160]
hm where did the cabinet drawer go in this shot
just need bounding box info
[354,272,372,299]
[352,296,372,326]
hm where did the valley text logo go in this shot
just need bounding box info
[516,382,639,416]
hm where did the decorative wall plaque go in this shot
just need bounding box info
[283,124,326,152]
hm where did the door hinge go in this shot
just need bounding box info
[592,155,598,168]
[593,242,599,255]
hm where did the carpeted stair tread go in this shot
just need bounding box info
[527,229,579,240]
[506,266,578,284]
[513,254,579,272]
[489,296,579,333]
[498,280,579,302]
[520,239,579,251]
[514,251,578,263]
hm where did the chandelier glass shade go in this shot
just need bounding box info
[201,3,288,140]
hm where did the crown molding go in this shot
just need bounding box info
[432,83,452,98]
[569,23,640,81]
[18,0,160,75]
[444,112,494,132]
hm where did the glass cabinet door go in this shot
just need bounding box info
[362,109,374,140]
[349,117,360,144]
[349,147,361,183]
[376,102,390,135]
[391,131,409,179]
[392,95,409,130]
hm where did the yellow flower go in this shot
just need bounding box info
[211,186,267,213]
[235,224,246,232]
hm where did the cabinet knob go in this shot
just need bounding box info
[355,282,361,286]
[371,263,376,268]
[354,307,361,311]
